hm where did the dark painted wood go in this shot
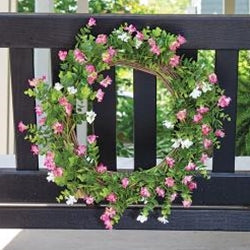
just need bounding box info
[10,48,38,170]
[50,48,62,84]
[1,205,250,231]
[1,169,250,205]
[177,49,198,61]
[134,70,156,170]
[0,169,60,202]
[213,50,239,173]
[1,15,250,49]
[93,68,117,171]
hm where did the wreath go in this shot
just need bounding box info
[18,17,231,229]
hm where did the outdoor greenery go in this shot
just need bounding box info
[17,0,250,156]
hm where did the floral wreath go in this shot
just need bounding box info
[18,17,231,229]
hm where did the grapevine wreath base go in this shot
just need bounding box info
[18,17,231,229]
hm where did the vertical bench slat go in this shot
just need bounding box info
[213,50,239,173]
[134,70,156,170]
[50,48,61,84]
[93,67,117,171]
[10,48,38,170]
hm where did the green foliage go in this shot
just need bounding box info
[18,0,34,12]
[236,51,250,155]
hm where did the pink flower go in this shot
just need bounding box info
[28,77,43,87]
[108,47,116,57]
[200,153,208,164]
[53,167,63,177]
[105,207,116,218]
[155,187,165,198]
[87,71,98,85]
[215,129,225,138]
[193,113,203,123]
[102,52,112,64]
[165,156,175,168]
[170,192,177,202]
[150,45,161,55]
[177,35,186,45]
[75,144,87,156]
[31,144,39,155]
[182,200,192,208]
[106,193,117,203]
[58,50,67,61]
[104,219,113,230]
[165,177,175,187]
[197,106,209,114]
[38,117,46,126]
[176,109,187,122]
[100,75,112,88]
[44,151,55,170]
[169,41,180,51]
[85,64,96,73]
[87,134,98,144]
[88,17,96,27]
[182,175,192,185]
[169,55,180,68]
[121,178,129,188]
[18,121,28,132]
[188,181,197,191]
[35,105,43,116]
[96,34,107,44]
[100,213,109,222]
[96,163,107,173]
[136,31,144,41]
[65,103,72,116]
[203,138,213,149]
[96,89,105,103]
[85,196,94,205]
[185,162,196,171]
[59,96,68,106]
[140,187,150,198]
[218,95,231,108]
[52,122,64,134]
[208,73,218,84]
[148,38,156,47]
[201,124,212,136]
[124,24,137,34]
[74,49,87,64]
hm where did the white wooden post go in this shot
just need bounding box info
[76,0,89,145]
[0,0,16,155]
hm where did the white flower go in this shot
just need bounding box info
[171,139,182,149]
[201,82,212,93]
[67,86,77,95]
[66,195,77,206]
[86,110,96,124]
[181,139,193,149]
[136,214,148,223]
[117,32,130,42]
[157,216,169,224]
[46,172,55,182]
[163,120,174,129]
[189,88,202,99]
[54,82,63,91]
[135,39,143,49]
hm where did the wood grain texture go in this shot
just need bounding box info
[213,50,239,173]
[1,14,250,49]
[1,205,250,231]
[133,70,156,170]
[9,48,38,170]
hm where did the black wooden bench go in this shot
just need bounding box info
[1,14,250,230]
